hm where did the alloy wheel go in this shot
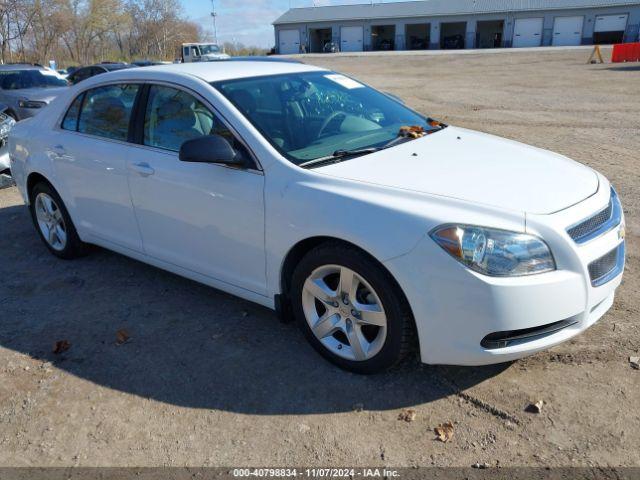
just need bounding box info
[34,192,67,251]
[301,264,387,361]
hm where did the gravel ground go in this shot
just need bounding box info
[0,48,639,468]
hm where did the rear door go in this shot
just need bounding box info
[512,18,543,48]
[126,83,267,295]
[552,16,584,46]
[52,83,143,251]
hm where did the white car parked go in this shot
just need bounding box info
[9,62,625,373]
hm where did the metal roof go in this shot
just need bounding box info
[274,0,640,24]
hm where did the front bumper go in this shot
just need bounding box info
[385,182,625,366]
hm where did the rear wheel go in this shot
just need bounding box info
[291,242,414,374]
[29,182,88,259]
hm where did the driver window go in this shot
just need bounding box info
[143,85,246,157]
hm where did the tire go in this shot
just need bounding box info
[29,181,89,259]
[291,242,415,374]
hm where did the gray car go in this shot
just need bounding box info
[0,104,16,174]
[0,64,69,121]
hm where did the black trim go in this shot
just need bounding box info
[129,83,149,144]
[274,294,294,324]
[74,93,85,132]
[481,318,578,350]
[75,91,89,132]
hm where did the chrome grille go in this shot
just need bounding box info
[588,244,624,287]
[567,188,621,244]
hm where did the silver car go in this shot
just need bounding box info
[0,64,69,121]
[0,106,15,174]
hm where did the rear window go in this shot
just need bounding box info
[61,94,84,131]
[62,84,139,142]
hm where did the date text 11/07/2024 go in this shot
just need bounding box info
[232,468,401,478]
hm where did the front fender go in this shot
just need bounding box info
[264,168,525,299]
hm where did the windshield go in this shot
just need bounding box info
[213,71,441,164]
[0,69,68,90]
[199,44,221,55]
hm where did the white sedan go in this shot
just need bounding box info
[8,62,625,373]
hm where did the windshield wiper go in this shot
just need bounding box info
[379,135,417,150]
[299,123,447,169]
[299,147,379,169]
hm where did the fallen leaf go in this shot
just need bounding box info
[398,409,416,422]
[630,356,640,370]
[525,400,544,413]
[116,329,130,345]
[434,422,454,442]
[52,340,70,354]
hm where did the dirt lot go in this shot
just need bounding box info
[1,49,639,468]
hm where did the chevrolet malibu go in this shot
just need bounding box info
[9,62,625,373]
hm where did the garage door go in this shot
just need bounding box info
[594,14,628,33]
[279,29,300,55]
[513,18,543,48]
[552,16,584,46]
[340,26,364,52]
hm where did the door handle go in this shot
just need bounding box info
[130,162,155,177]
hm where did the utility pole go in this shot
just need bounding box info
[210,0,218,45]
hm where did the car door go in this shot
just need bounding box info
[53,83,143,251]
[126,83,267,295]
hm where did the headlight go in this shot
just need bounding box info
[18,100,47,109]
[430,224,556,277]
[0,113,15,138]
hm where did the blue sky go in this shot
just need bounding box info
[183,0,404,48]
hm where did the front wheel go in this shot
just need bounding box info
[291,243,415,374]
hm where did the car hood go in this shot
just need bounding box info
[11,86,69,104]
[316,126,599,215]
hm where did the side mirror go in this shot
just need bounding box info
[179,135,246,167]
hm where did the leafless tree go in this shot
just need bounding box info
[1,0,209,66]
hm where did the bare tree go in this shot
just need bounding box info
[0,0,258,67]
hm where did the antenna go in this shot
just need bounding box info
[210,0,218,44]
